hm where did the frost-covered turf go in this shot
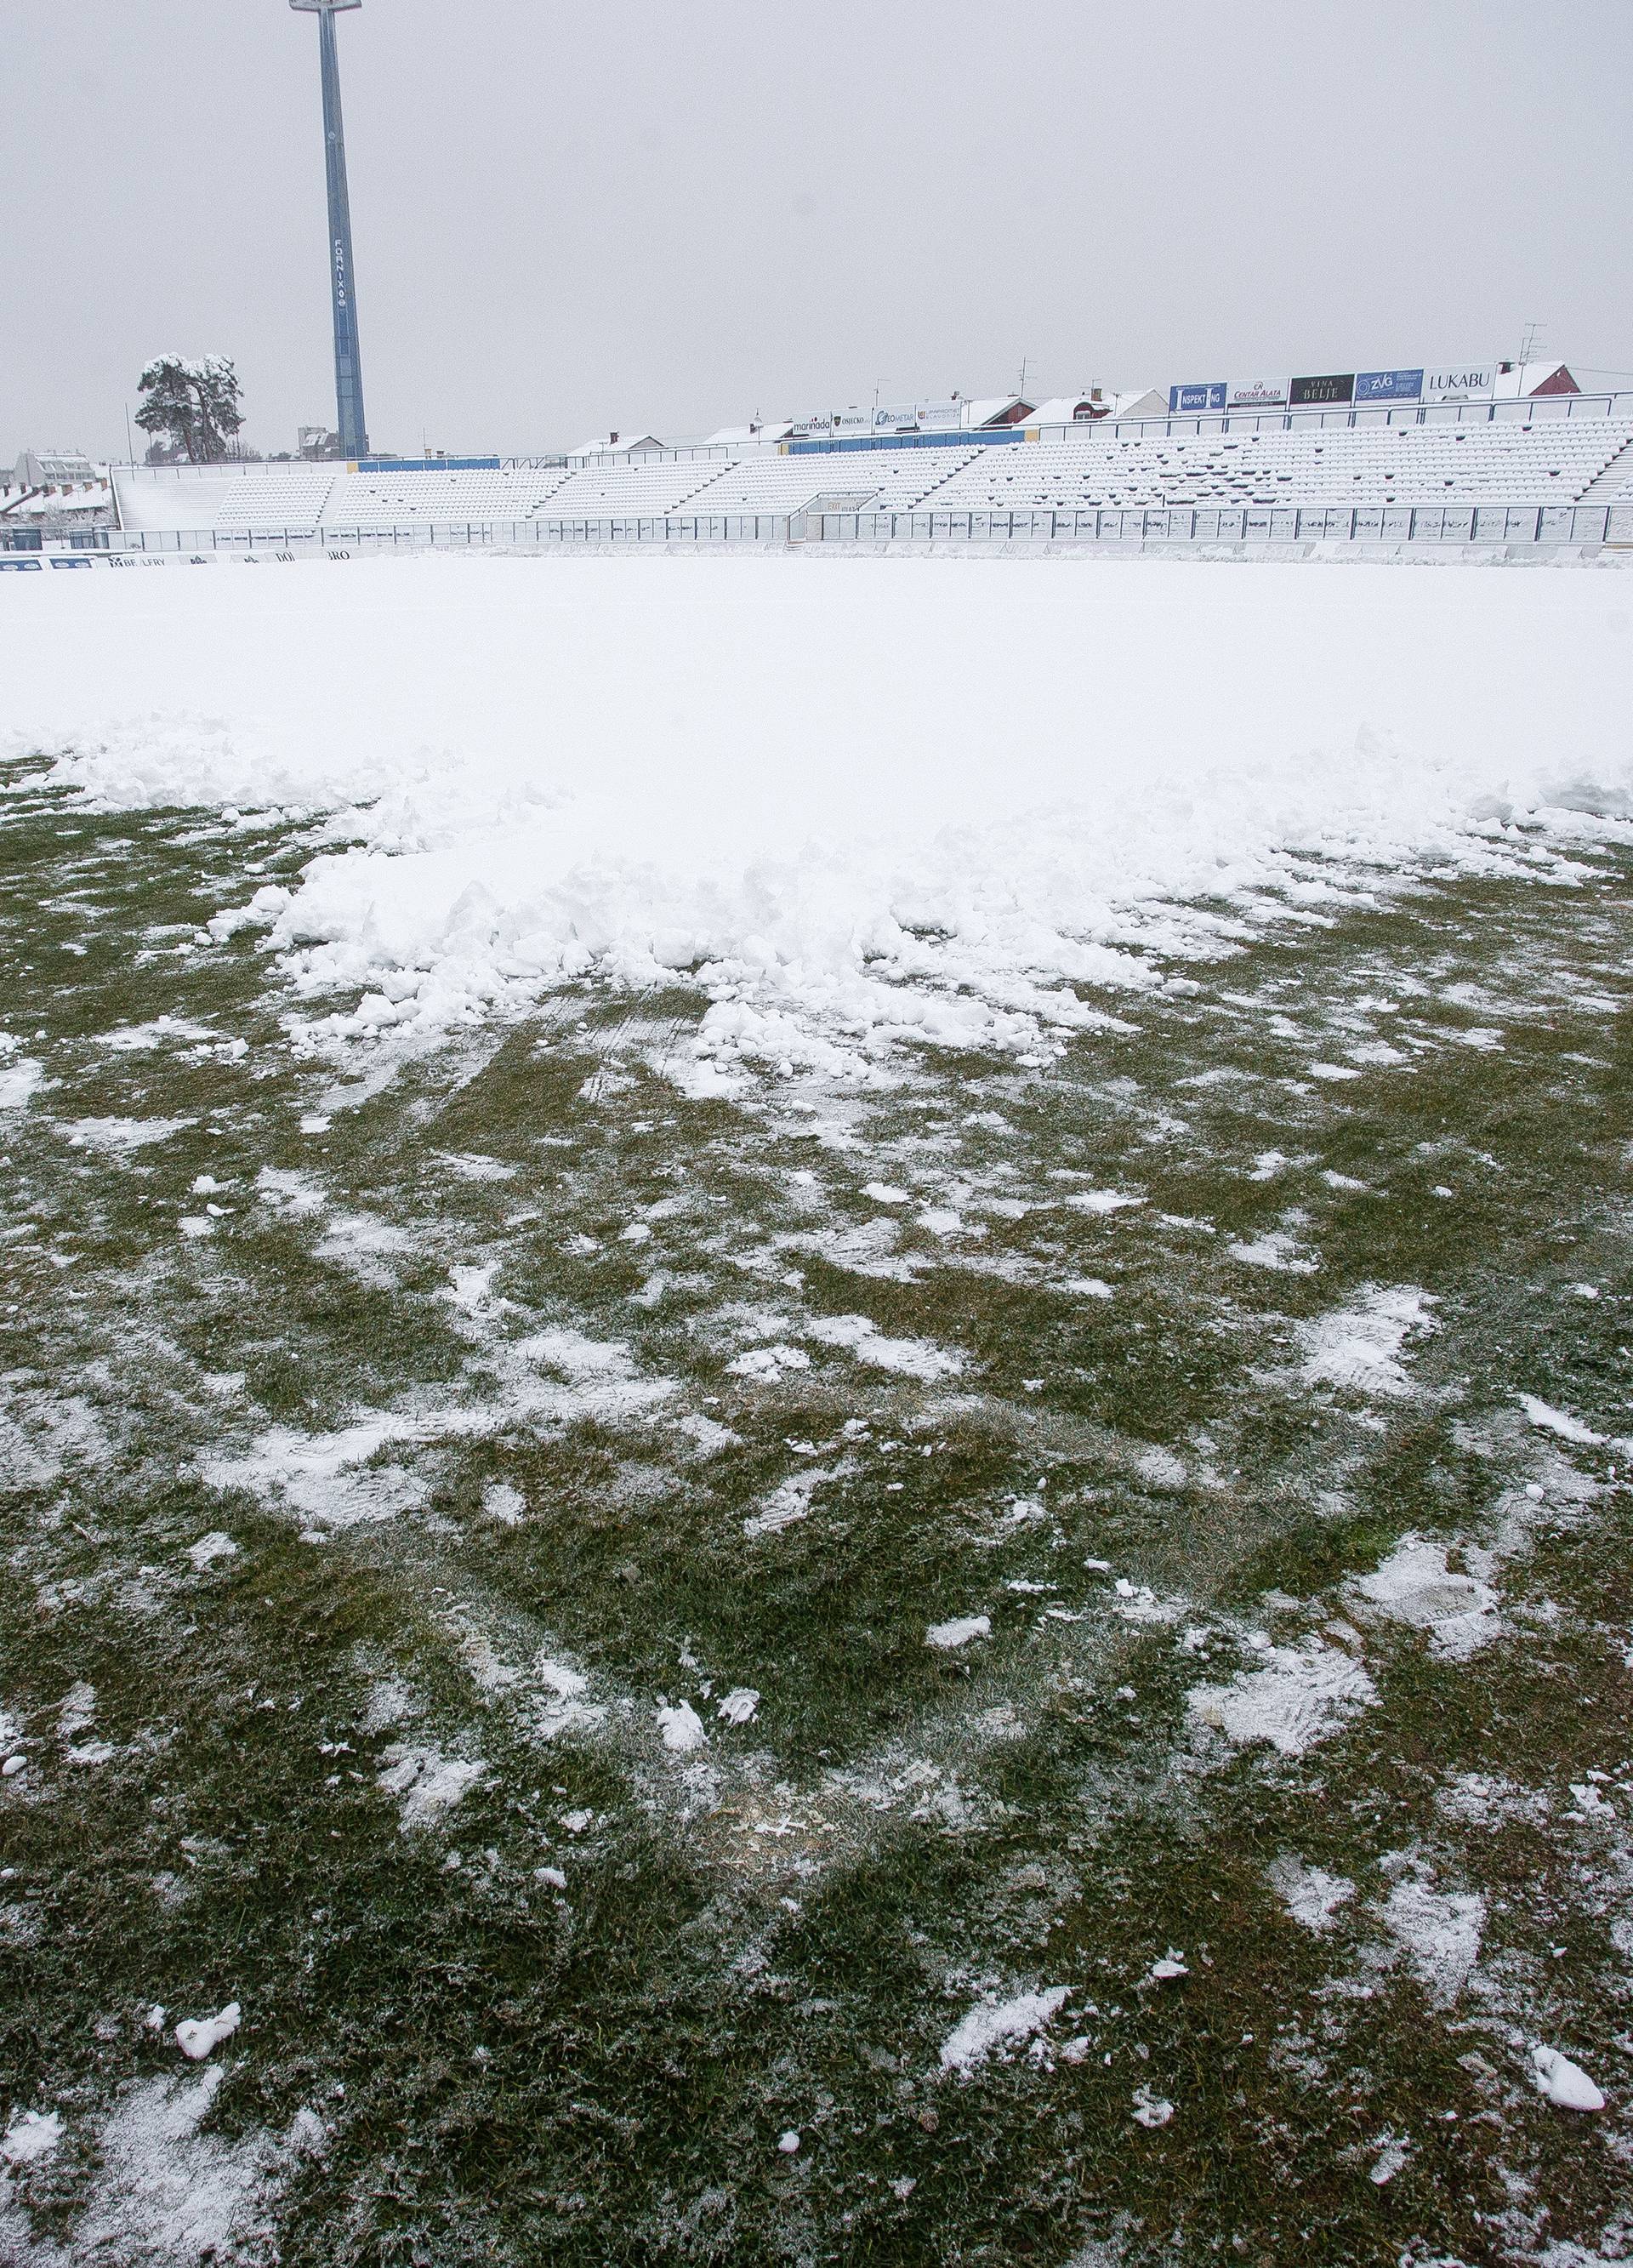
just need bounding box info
[3,748,1632,2267]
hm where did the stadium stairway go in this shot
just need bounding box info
[1580,436,1633,499]
[908,448,1003,509]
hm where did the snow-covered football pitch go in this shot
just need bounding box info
[3,552,1632,2265]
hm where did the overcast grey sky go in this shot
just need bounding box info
[3,0,1630,461]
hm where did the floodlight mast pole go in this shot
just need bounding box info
[291,0,368,460]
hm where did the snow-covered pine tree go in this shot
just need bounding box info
[194,356,245,459]
[134,356,200,460]
[134,356,246,463]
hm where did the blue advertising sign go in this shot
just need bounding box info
[1169,382,1227,413]
[1355,368,1424,404]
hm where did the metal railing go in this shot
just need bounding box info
[60,500,1633,560]
[809,502,1633,547]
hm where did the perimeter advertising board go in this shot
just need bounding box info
[790,411,873,439]
[1423,365,1496,402]
[1168,381,1227,413]
[1226,377,1289,409]
[873,399,964,433]
[1289,372,1355,407]
[1354,368,1424,404]
[1171,362,1500,420]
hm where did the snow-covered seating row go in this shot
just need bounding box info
[205,447,993,533]
[269,467,574,532]
[529,459,736,516]
[925,422,1633,513]
[682,445,986,515]
[208,470,339,531]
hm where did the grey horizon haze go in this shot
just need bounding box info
[2,0,1631,463]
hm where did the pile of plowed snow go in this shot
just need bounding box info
[5,554,1629,1079]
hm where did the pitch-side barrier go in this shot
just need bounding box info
[5,499,1633,573]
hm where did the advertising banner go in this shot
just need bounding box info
[1423,365,1495,402]
[873,399,964,433]
[790,411,873,439]
[1226,377,1290,409]
[1354,368,1424,404]
[1289,372,1356,407]
[1169,382,1227,413]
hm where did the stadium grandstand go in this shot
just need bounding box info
[102,412,1633,543]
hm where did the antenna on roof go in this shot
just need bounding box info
[1517,319,1544,371]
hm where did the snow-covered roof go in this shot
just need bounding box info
[1492,362,1580,400]
[1028,396,1102,426]
[1,482,112,520]
[704,422,793,447]
[959,396,1033,429]
[569,432,664,460]
[1107,389,1169,420]
[1027,390,1169,428]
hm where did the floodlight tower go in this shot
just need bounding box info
[290,0,369,459]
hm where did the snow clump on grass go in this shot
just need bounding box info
[804,1314,962,1380]
[1,2108,62,2164]
[185,1530,237,1570]
[1530,2044,1605,2111]
[174,2003,241,2061]
[926,1616,990,1651]
[1380,1873,1486,2006]
[655,1701,708,1753]
[1516,1393,1607,1447]
[377,1745,487,1828]
[1188,1639,1377,1758]
[0,1056,43,1113]
[1349,1534,1500,1659]
[1266,1857,1355,1933]
[938,1986,1071,2077]
[727,1343,811,1382]
[1300,1285,1437,1399]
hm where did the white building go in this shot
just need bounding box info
[1,450,115,540]
[1030,389,1168,426]
[14,448,102,488]
[567,431,665,462]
